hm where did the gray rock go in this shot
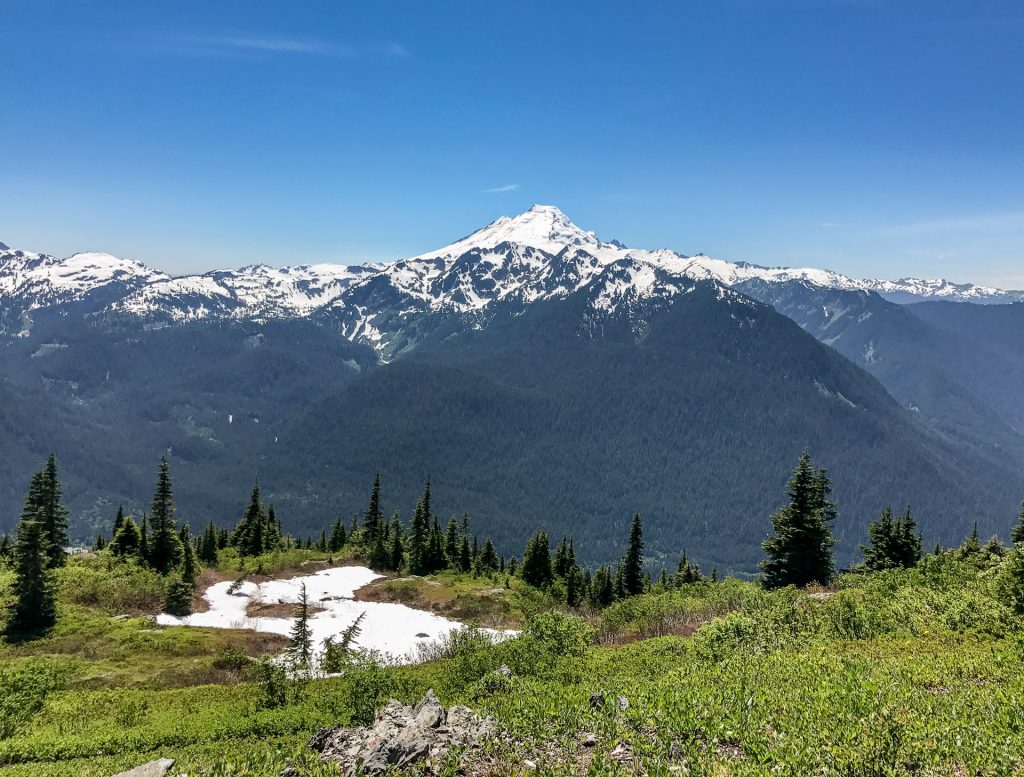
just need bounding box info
[412,689,446,729]
[311,689,497,775]
[111,758,175,777]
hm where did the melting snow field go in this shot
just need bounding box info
[156,565,504,663]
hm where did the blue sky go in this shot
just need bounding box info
[2,1,1022,286]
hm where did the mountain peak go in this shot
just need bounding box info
[416,204,614,260]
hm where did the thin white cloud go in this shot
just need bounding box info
[163,34,409,60]
[482,184,520,193]
[883,211,1024,236]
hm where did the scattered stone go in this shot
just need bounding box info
[416,632,430,638]
[309,690,497,775]
[111,758,174,777]
[495,664,512,677]
[523,758,537,770]
[582,732,599,747]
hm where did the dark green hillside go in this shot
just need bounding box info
[0,319,377,537]
[275,282,1019,570]
[738,282,1024,471]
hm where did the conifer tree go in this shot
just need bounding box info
[266,505,282,551]
[622,513,645,597]
[520,531,553,588]
[711,565,719,582]
[1012,501,1024,545]
[761,452,837,589]
[110,515,142,557]
[288,583,314,667]
[328,518,347,553]
[317,530,327,552]
[425,518,446,573]
[862,506,898,571]
[113,505,126,537]
[233,484,268,557]
[180,525,199,583]
[93,534,106,551]
[591,565,615,607]
[478,538,500,574]
[0,534,10,561]
[445,518,459,566]
[38,454,69,569]
[164,578,193,616]
[197,522,219,565]
[408,482,431,575]
[364,473,383,544]
[389,518,405,571]
[7,508,56,638]
[370,529,390,570]
[565,565,584,607]
[148,457,183,574]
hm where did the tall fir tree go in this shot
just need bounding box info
[622,513,645,596]
[389,517,405,571]
[408,482,431,575]
[233,484,269,557]
[444,518,459,566]
[478,538,500,574]
[288,583,314,667]
[38,454,69,569]
[6,508,57,638]
[364,473,383,544]
[197,522,219,564]
[328,518,347,553]
[0,534,10,561]
[180,525,199,583]
[761,452,837,589]
[113,505,126,537]
[148,457,183,574]
[266,505,282,551]
[520,531,553,588]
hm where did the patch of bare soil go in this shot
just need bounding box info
[245,601,327,618]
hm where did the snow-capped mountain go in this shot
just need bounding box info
[110,262,378,323]
[0,242,168,312]
[2,205,1021,350]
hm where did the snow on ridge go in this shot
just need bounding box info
[0,244,167,308]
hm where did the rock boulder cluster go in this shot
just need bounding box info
[304,690,497,776]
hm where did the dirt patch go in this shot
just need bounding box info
[245,601,327,618]
[354,575,519,628]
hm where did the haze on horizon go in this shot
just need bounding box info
[1,1,1022,287]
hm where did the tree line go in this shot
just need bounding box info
[4,450,1024,640]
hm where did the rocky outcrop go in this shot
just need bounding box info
[306,690,496,775]
[111,758,174,777]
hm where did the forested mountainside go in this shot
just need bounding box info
[3,208,1023,570]
[737,283,1024,473]
[2,276,1018,572]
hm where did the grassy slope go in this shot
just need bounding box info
[1,553,1023,775]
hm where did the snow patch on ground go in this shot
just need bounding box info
[156,565,509,663]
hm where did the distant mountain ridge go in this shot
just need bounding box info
[4,206,1022,347]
